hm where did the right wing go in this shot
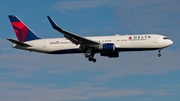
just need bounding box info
[7,38,32,47]
[47,16,100,47]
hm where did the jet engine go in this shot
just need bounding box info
[97,43,115,51]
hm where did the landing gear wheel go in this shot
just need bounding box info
[85,54,89,58]
[158,53,161,57]
[158,49,162,57]
[92,58,96,62]
[88,58,92,61]
[88,58,96,62]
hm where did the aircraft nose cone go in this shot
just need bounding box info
[166,39,173,46]
[169,40,173,45]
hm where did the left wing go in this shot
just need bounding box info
[47,16,100,46]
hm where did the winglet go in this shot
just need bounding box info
[47,16,61,30]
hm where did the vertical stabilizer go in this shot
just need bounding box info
[8,15,40,42]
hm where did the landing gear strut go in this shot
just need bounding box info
[158,49,161,57]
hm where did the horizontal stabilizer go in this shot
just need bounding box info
[7,38,32,47]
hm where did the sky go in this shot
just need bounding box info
[0,0,180,101]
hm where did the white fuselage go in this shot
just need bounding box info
[13,34,173,54]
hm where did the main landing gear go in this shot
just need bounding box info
[84,52,96,62]
[81,46,97,62]
[158,49,162,57]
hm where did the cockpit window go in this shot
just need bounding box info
[163,37,169,39]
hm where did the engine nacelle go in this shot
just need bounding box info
[98,43,115,51]
[100,52,119,58]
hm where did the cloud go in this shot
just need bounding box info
[150,89,177,97]
[114,0,180,30]
[52,0,114,11]
[0,81,179,101]
[51,0,180,42]
[0,81,144,101]
[1,32,179,101]
[92,48,180,81]
[88,88,144,98]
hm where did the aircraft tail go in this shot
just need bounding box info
[8,15,40,42]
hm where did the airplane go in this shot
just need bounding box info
[7,15,173,62]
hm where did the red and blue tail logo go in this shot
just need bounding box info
[8,15,40,42]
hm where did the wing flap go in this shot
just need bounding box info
[7,38,32,47]
[47,16,100,46]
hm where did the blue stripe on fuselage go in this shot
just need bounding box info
[48,48,82,54]
[47,48,160,54]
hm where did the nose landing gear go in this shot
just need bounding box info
[158,49,162,57]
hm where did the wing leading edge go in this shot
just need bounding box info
[47,16,100,46]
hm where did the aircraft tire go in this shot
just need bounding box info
[88,58,92,61]
[85,54,89,58]
[158,53,161,57]
[92,58,96,62]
